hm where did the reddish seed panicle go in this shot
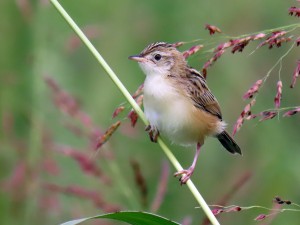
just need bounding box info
[232,99,256,136]
[205,24,222,35]
[290,60,300,88]
[203,33,266,76]
[202,38,230,76]
[289,6,300,17]
[223,206,243,213]
[214,49,226,59]
[211,208,224,215]
[273,196,292,205]
[202,49,226,76]
[135,95,144,107]
[258,31,287,49]
[232,116,244,137]
[2,161,27,191]
[273,196,285,204]
[128,110,139,127]
[95,121,121,150]
[44,183,120,211]
[16,0,33,22]
[241,100,255,117]
[230,33,266,53]
[296,37,300,46]
[127,95,143,127]
[130,159,148,207]
[215,41,233,52]
[229,206,242,212]
[113,84,144,119]
[276,37,292,47]
[132,83,144,99]
[243,79,263,99]
[274,81,282,108]
[43,158,60,176]
[285,200,292,205]
[259,110,278,121]
[54,145,111,183]
[112,106,125,118]
[252,33,266,40]
[245,114,257,120]
[231,39,250,53]
[211,206,242,217]
[283,107,300,117]
[172,42,185,48]
[254,214,267,221]
[182,45,203,59]
[45,77,94,129]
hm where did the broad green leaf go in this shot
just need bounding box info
[60,211,180,225]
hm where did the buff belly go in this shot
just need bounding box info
[143,75,225,146]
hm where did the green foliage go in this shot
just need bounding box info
[61,211,180,225]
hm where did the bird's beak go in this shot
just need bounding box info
[128,55,147,63]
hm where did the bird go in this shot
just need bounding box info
[129,42,241,184]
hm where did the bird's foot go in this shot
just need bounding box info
[145,125,159,143]
[174,167,195,185]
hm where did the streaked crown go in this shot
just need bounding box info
[129,42,187,77]
[140,42,174,56]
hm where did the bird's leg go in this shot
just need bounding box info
[174,143,202,185]
[145,125,159,143]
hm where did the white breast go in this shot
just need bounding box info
[143,74,199,145]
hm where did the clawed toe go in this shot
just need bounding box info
[174,168,194,185]
[145,125,159,143]
[145,125,151,132]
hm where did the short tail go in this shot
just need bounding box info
[217,131,242,155]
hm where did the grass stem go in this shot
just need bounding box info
[50,1,220,224]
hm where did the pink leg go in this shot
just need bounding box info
[174,143,202,185]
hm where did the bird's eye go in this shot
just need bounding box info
[154,54,162,61]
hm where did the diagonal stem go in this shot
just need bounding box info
[49,1,220,224]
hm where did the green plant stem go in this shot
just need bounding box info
[50,1,220,225]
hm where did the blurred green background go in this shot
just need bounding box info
[1,0,300,224]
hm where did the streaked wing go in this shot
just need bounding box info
[183,68,222,120]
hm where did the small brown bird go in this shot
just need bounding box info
[129,42,241,184]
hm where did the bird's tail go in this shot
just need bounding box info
[217,131,242,155]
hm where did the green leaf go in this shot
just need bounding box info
[60,211,181,225]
